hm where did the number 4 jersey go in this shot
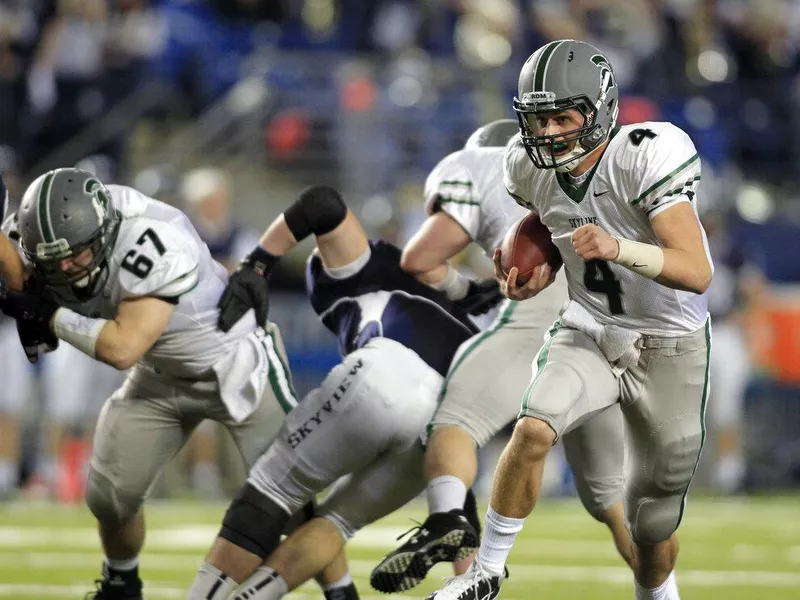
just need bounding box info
[504,121,711,336]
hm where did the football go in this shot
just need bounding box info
[499,213,563,285]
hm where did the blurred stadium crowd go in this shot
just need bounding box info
[0,0,799,503]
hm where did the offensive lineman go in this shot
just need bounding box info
[187,184,482,600]
[370,119,632,593]
[428,40,711,600]
[0,169,351,600]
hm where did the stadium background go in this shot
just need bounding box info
[0,1,799,598]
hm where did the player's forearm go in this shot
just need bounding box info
[612,238,711,294]
[412,264,450,287]
[0,234,24,290]
[656,248,712,294]
[49,309,140,369]
[258,216,297,257]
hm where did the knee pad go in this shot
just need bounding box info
[284,185,347,241]
[626,492,686,546]
[85,466,144,523]
[219,483,291,558]
[627,417,703,545]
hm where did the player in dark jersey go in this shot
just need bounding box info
[0,173,25,292]
[187,185,493,600]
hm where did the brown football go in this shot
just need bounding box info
[500,213,563,285]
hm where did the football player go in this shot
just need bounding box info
[187,184,482,600]
[428,39,711,600]
[0,172,31,499]
[370,119,632,593]
[0,169,350,600]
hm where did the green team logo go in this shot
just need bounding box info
[591,54,616,98]
[84,177,110,226]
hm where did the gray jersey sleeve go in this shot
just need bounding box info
[503,135,536,212]
[424,151,481,240]
[622,123,702,219]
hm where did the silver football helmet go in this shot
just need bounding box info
[463,119,519,149]
[513,39,619,172]
[17,168,120,297]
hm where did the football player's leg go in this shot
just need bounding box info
[0,320,31,497]
[622,323,709,597]
[85,377,201,599]
[194,339,440,597]
[708,320,749,493]
[428,327,618,600]
[561,404,631,567]
[237,443,429,600]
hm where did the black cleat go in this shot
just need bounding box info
[425,562,507,600]
[85,563,143,600]
[370,510,479,593]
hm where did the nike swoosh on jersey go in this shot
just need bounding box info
[632,262,647,268]
[593,190,609,197]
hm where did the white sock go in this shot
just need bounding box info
[234,566,288,600]
[187,561,238,600]
[0,460,16,493]
[106,556,139,572]
[664,571,680,599]
[427,475,467,514]
[475,507,524,576]
[635,570,678,600]
[323,572,353,591]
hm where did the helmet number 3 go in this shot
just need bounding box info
[121,228,166,279]
[584,259,625,315]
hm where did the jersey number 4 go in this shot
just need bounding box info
[121,228,165,279]
[584,259,624,315]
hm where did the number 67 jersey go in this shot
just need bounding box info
[504,121,711,336]
[46,185,247,379]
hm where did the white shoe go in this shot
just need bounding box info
[426,561,507,600]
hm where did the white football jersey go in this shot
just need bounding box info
[53,185,258,379]
[504,121,711,335]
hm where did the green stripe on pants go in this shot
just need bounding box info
[520,320,563,414]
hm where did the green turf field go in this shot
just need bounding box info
[0,496,798,599]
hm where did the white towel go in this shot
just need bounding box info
[212,329,269,422]
[559,300,643,377]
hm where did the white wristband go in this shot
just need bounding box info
[613,237,665,279]
[52,307,108,359]
[428,264,470,300]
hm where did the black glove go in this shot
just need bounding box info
[454,278,504,316]
[0,278,60,363]
[16,317,59,364]
[217,246,279,333]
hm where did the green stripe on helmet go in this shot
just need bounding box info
[534,40,563,92]
[37,171,56,243]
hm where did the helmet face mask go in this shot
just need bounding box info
[513,40,619,173]
[18,168,120,299]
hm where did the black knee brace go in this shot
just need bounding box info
[218,483,291,558]
[283,185,347,241]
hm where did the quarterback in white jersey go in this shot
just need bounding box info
[429,40,712,600]
[371,121,631,594]
[0,168,302,600]
[505,120,709,335]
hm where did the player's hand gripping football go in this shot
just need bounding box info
[217,251,272,333]
[493,248,555,301]
[571,224,619,261]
